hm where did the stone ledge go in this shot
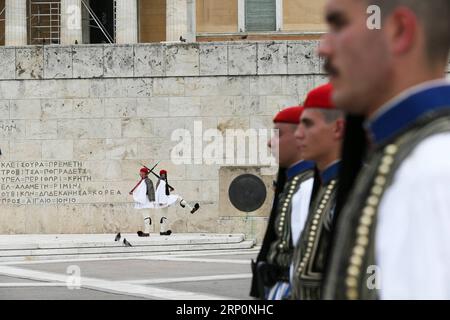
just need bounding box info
[0,41,325,81]
[0,233,255,262]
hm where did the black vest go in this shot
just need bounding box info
[266,169,315,281]
[291,178,338,299]
[324,112,450,300]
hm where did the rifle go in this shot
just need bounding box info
[140,162,175,191]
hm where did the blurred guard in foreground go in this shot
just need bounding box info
[320,0,450,299]
[250,106,315,300]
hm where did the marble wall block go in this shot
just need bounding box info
[134,44,166,77]
[199,43,228,76]
[73,139,106,160]
[0,48,16,80]
[9,140,42,160]
[137,137,172,160]
[165,43,200,77]
[0,120,26,139]
[72,99,105,119]
[249,76,283,96]
[16,46,44,80]
[169,97,202,117]
[152,77,185,96]
[200,96,234,116]
[44,46,73,79]
[103,45,134,77]
[136,97,170,118]
[0,100,10,119]
[257,42,288,75]
[73,45,104,78]
[58,119,121,139]
[152,116,187,139]
[10,99,41,119]
[123,78,153,98]
[41,99,73,119]
[26,120,58,139]
[228,43,257,75]
[42,139,73,160]
[104,98,137,118]
[105,138,138,160]
[121,118,154,138]
[287,41,321,75]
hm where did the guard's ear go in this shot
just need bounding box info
[334,118,346,140]
[385,7,418,57]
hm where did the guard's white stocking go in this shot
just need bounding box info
[142,212,152,234]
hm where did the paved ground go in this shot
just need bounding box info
[0,249,258,300]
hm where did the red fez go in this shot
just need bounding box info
[160,170,167,175]
[304,83,335,110]
[140,167,149,174]
[273,106,304,124]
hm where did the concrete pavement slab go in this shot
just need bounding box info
[10,259,251,281]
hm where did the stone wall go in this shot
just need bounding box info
[1,42,447,241]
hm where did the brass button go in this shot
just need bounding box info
[346,277,358,288]
[350,255,363,266]
[367,195,379,207]
[347,265,360,277]
[353,245,365,256]
[378,164,390,175]
[357,225,370,236]
[356,236,369,247]
[374,176,386,186]
[346,288,358,300]
[371,185,383,196]
[360,215,372,227]
[382,155,394,166]
[385,144,398,155]
[362,206,376,217]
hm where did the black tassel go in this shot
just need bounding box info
[323,114,368,285]
[165,177,170,195]
[250,167,287,298]
[334,114,367,220]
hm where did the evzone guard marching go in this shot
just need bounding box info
[115,163,200,243]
